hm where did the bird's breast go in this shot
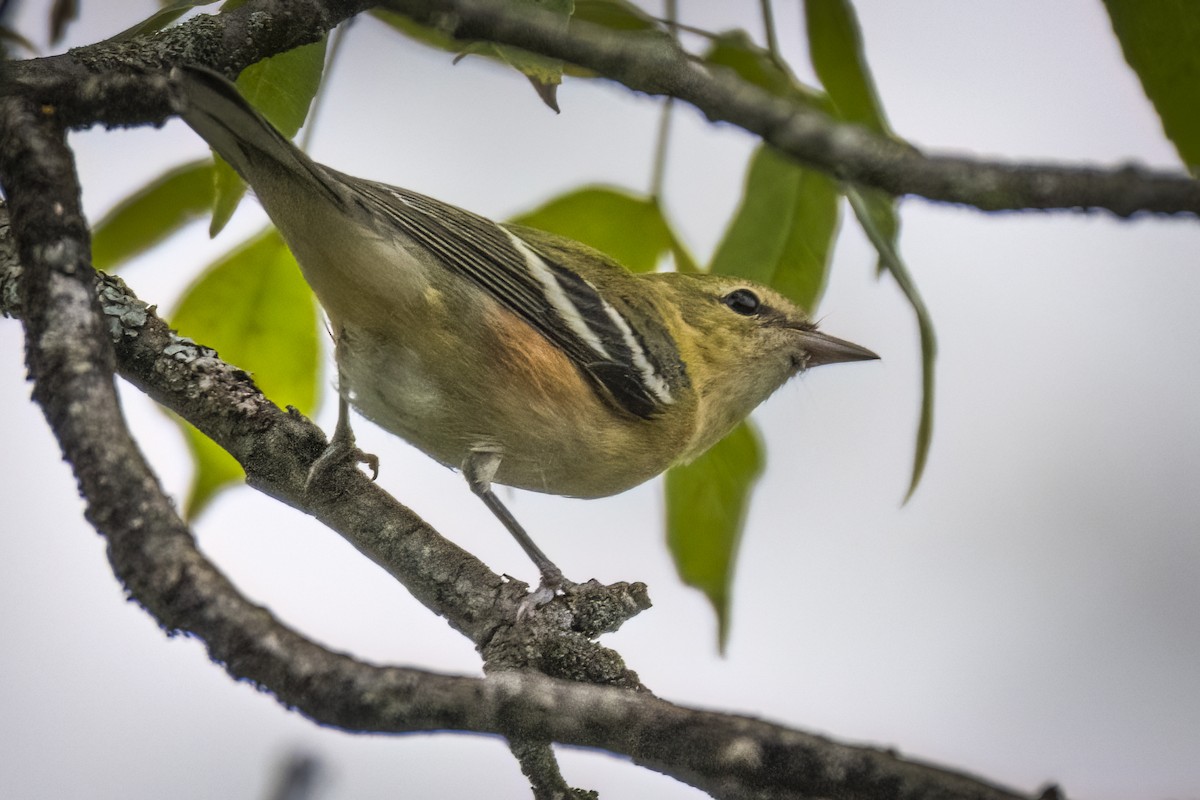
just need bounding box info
[335,304,694,498]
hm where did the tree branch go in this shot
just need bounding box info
[382,0,1200,217]
[1,0,375,128]
[0,193,1046,799]
[3,0,1196,216]
[0,212,652,673]
[0,1,1083,796]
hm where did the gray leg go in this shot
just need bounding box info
[463,450,567,592]
[307,375,379,490]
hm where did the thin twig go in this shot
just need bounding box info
[759,0,781,62]
[649,0,677,200]
[299,14,355,152]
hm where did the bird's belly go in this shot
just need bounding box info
[336,325,676,499]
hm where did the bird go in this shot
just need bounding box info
[172,64,879,595]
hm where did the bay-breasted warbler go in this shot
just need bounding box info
[174,65,878,593]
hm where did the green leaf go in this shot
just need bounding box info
[377,0,661,76]
[856,187,899,276]
[670,237,699,275]
[562,0,670,77]
[457,38,567,112]
[1103,0,1200,174]
[457,0,574,112]
[702,29,825,108]
[0,25,40,56]
[50,0,78,45]
[803,0,921,487]
[377,1,573,111]
[709,144,840,313]
[572,0,657,31]
[208,160,247,237]
[805,0,900,275]
[235,41,328,137]
[805,2,926,495]
[371,8,464,53]
[208,32,328,234]
[91,160,214,271]
[846,188,935,501]
[169,227,321,517]
[804,0,890,135]
[509,186,692,273]
[665,421,764,651]
[180,424,246,521]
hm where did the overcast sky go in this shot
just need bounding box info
[2,2,1198,799]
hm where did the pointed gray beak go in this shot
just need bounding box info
[797,330,880,367]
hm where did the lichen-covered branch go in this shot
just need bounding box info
[0,193,1037,798]
[3,0,1196,215]
[0,1,1088,797]
[2,0,375,128]
[0,212,652,680]
[382,0,1200,216]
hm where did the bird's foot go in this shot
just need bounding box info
[516,570,578,621]
[305,438,379,494]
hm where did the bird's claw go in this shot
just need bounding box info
[306,439,379,493]
[515,573,577,622]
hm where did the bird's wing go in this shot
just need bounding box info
[344,179,676,419]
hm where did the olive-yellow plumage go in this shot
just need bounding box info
[174,65,878,590]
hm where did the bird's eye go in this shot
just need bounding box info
[722,288,761,316]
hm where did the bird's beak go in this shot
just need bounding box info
[797,330,880,367]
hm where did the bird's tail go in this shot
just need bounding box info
[171,64,341,205]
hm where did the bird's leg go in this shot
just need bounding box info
[306,380,379,491]
[464,450,571,603]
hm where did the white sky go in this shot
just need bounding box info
[2,2,1198,799]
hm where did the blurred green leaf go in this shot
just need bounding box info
[180,425,245,521]
[670,237,699,274]
[510,186,693,273]
[50,0,78,45]
[169,227,321,517]
[1103,0,1200,174]
[91,160,214,271]
[709,144,840,313]
[665,421,763,652]
[208,32,328,234]
[0,25,40,55]
[846,188,935,501]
